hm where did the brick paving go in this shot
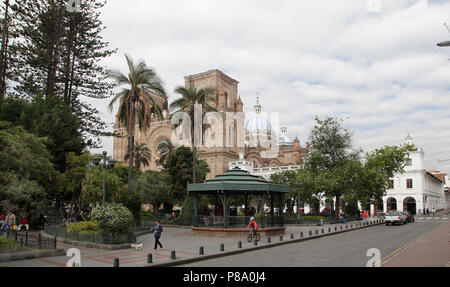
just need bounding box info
[0,218,383,267]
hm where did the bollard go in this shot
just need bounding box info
[328,228,331,232]
[335,227,337,231]
[147,254,152,263]
[309,230,312,236]
[279,235,283,241]
[6,229,9,238]
[65,230,68,239]
[199,246,204,255]
[170,250,176,259]
[25,231,28,246]
[20,238,23,250]
[300,232,303,238]
[351,224,353,228]
[53,236,57,249]
[340,226,343,230]
[92,232,95,242]
[321,229,324,234]
[14,231,17,241]
[345,225,348,230]
[113,258,119,267]
[220,243,224,252]
[290,234,294,239]
[315,230,318,235]
[38,234,42,249]
[267,237,271,243]
[238,241,242,248]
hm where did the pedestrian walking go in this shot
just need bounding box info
[5,212,11,230]
[426,208,429,216]
[153,220,163,251]
[423,208,426,216]
[8,212,16,230]
[362,210,368,223]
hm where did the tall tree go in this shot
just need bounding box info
[306,116,361,215]
[108,54,165,192]
[0,0,11,99]
[169,84,217,183]
[7,0,116,146]
[124,142,152,170]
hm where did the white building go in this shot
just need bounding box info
[382,135,445,215]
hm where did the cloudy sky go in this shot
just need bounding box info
[88,0,450,175]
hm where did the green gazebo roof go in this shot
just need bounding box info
[187,167,290,193]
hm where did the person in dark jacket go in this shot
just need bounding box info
[153,220,163,251]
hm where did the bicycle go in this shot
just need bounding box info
[247,228,260,243]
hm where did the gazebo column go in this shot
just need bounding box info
[223,192,228,228]
[261,193,265,228]
[192,192,199,226]
[244,192,248,216]
[279,193,283,216]
[270,193,274,216]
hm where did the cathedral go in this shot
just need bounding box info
[113,69,308,179]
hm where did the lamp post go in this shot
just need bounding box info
[92,151,116,206]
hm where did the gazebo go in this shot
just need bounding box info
[187,167,290,236]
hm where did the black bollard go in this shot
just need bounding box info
[14,231,17,241]
[279,235,283,241]
[220,243,224,251]
[300,232,303,238]
[267,237,271,243]
[20,238,23,250]
[290,234,294,239]
[238,241,242,248]
[113,258,119,267]
[147,254,152,263]
[309,230,312,236]
[315,230,318,235]
[170,250,176,259]
[199,246,204,255]
[38,234,41,249]
[25,231,28,246]
[321,229,324,234]
[328,228,331,232]
[53,236,57,249]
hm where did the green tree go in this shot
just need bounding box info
[169,84,217,183]
[108,54,165,193]
[134,170,171,217]
[305,116,361,216]
[7,0,116,145]
[124,142,151,170]
[0,121,59,218]
[64,151,92,207]
[0,94,85,172]
[164,146,210,205]
[270,170,298,215]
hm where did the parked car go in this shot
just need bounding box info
[385,211,407,225]
[403,211,415,223]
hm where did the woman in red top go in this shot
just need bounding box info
[18,216,29,231]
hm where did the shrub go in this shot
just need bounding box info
[67,221,99,233]
[89,203,134,234]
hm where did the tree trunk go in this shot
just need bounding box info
[128,103,135,193]
[335,196,341,217]
[192,117,196,183]
[0,0,10,98]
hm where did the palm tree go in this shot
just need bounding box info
[169,84,217,183]
[124,142,151,170]
[108,54,165,192]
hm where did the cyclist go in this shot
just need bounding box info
[247,216,258,236]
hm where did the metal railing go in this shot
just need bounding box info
[0,230,56,252]
[44,224,136,245]
[193,215,284,227]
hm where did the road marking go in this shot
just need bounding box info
[443,218,447,220]
[380,230,433,266]
[417,218,424,220]
[434,217,441,220]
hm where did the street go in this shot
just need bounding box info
[181,217,448,267]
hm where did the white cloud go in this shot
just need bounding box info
[89,0,450,175]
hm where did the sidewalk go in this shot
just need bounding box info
[382,218,450,267]
[0,218,382,267]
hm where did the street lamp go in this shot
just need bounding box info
[92,151,116,206]
[436,23,450,47]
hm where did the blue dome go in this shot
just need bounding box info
[279,134,293,146]
[245,113,272,132]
